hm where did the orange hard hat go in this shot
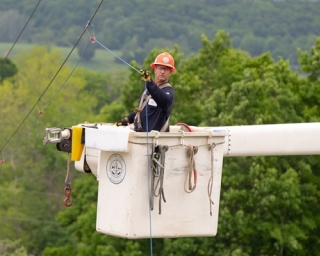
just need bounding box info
[150,52,176,72]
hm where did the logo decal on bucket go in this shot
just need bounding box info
[107,154,126,184]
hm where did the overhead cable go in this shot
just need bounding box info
[1,0,42,63]
[0,0,104,156]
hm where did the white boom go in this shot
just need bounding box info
[203,122,320,157]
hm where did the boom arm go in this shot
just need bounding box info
[207,122,320,157]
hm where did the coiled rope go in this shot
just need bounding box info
[206,143,214,216]
[208,142,221,216]
[150,145,168,214]
[184,145,198,193]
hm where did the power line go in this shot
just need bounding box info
[0,0,104,156]
[1,40,91,162]
[42,41,91,110]
[1,0,42,62]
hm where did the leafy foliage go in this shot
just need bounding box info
[0,239,28,256]
[77,38,96,62]
[0,45,107,254]
[0,57,18,82]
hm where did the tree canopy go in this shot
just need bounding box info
[1,0,320,66]
[0,58,18,82]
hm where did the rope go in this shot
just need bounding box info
[184,145,198,193]
[129,140,210,148]
[175,122,192,132]
[150,145,168,214]
[207,142,216,216]
[93,38,141,74]
[143,88,154,256]
[63,153,73,207]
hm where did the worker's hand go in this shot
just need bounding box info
[116,119,128,126]
[140,69,152,82]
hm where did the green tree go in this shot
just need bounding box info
[173,31,247,125]
[77,38,96,62]
[80,68,125,116]
[0,58,18,82]
[2,0,320,66]
[0,239,28,256]
[0,45,97,254]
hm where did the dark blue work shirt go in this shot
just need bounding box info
[127,81,174,132]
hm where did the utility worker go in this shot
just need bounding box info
[116,52,175,132]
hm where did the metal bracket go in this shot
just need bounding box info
[43,127,70,145]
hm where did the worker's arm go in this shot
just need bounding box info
[146,81,174,111]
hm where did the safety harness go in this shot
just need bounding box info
[134,83,172,132]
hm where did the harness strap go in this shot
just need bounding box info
[134,83,172,132]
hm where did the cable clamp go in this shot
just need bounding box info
[90,36,96,43]
[43,127,70,145]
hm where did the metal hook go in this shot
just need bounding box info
[63,197,73,207]
[86,20,94,28]
[64,185,72,197]
[179,130,185,146]
[153,131,160,146]
[208,131,213,150]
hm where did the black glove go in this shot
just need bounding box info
[140,69,152,82]
[116,118,128,126]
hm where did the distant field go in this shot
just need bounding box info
[0,42,129,73]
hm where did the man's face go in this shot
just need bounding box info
[154,65,172,84]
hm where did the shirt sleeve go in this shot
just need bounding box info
[127,112,136,123]
[146,81,174,111]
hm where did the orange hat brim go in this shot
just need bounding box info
[150,63,176,72]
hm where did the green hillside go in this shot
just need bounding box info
[0,42,127,72]
[0,0,320,66]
